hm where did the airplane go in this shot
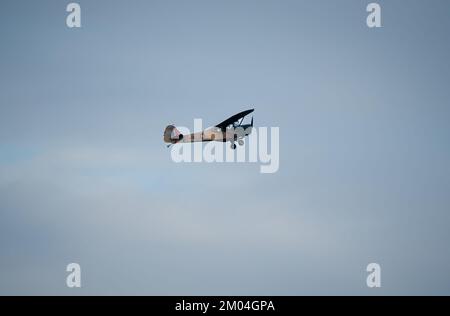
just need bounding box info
[164,109,254,150]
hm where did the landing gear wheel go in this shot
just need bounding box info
[238,139,244,146]
[231,143,237,150]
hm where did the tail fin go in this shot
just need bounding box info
[163,125,183,144]
[164,125,176,143]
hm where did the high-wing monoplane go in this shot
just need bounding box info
[164,109,254,149]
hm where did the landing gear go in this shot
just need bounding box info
[238,139,244,146]
[230,143,237,150]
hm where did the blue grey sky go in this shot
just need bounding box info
[1,0,450,295]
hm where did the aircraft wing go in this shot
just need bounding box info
[215,109,254,130]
